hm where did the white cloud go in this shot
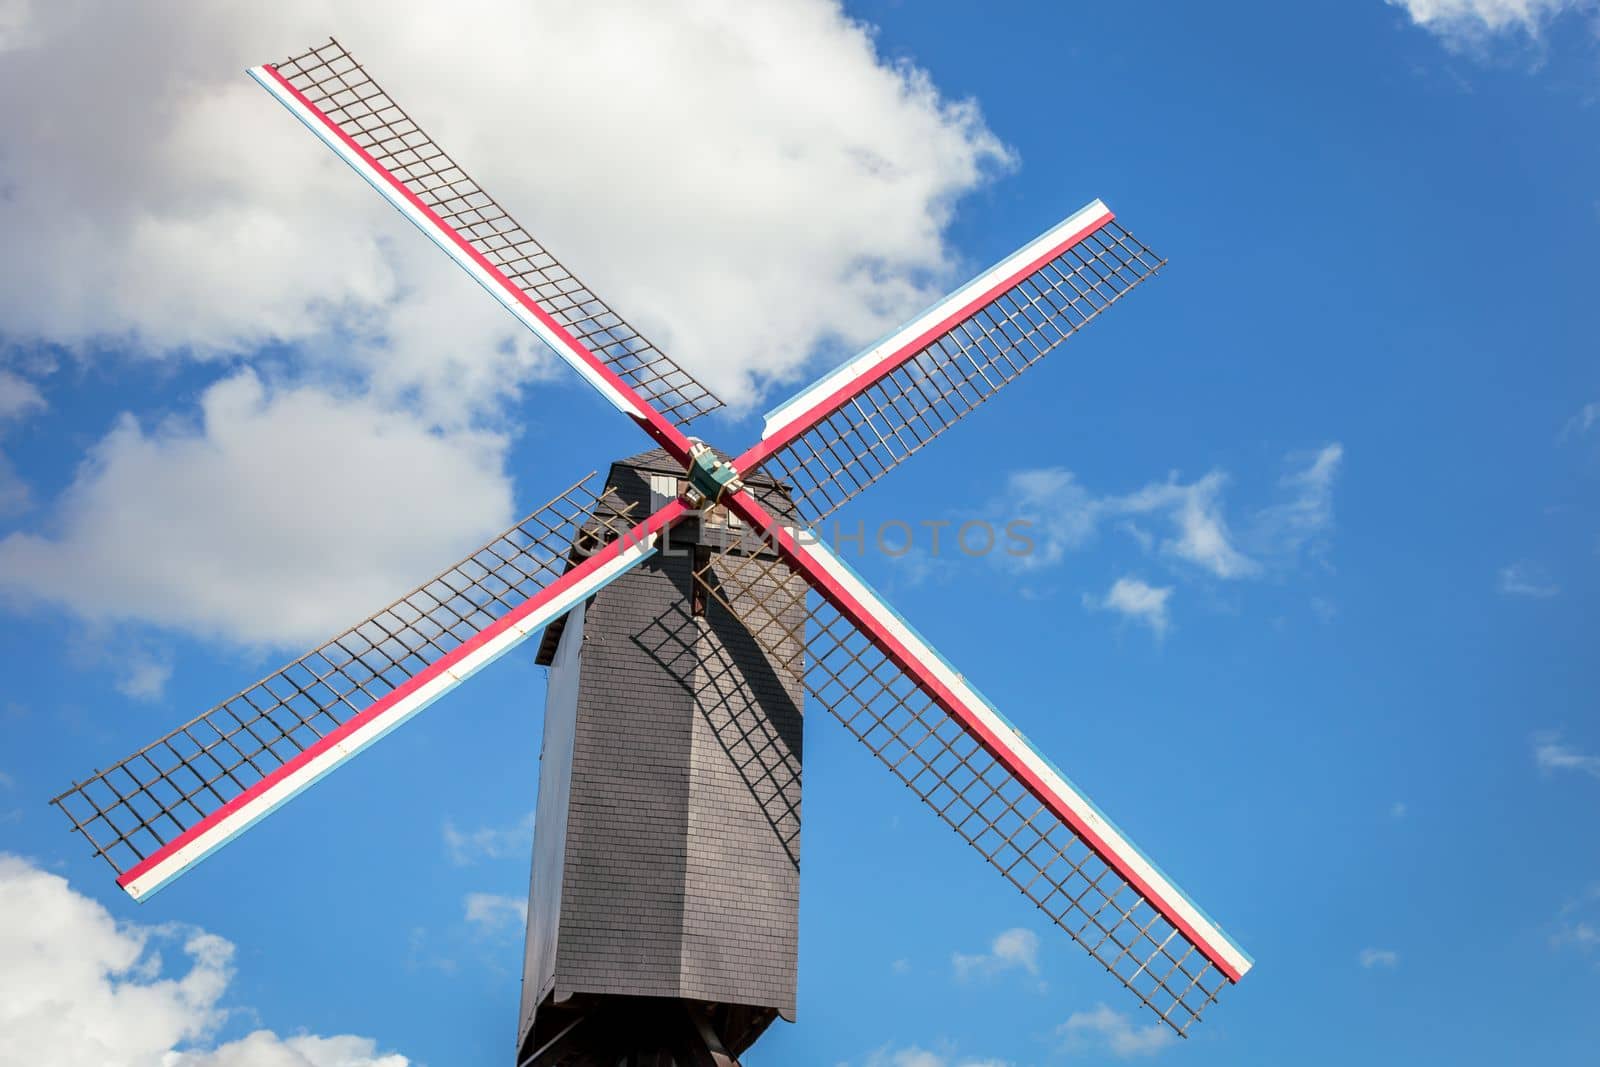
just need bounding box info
[167,1032,409,1067]
[1534,732,1600,779]
[463,892,527,936]
[0,372,512,649]
[0,0,1017,676]
[1499,561,1559,598]
[951,927,1039,981]
[0,370,46,421]
[1057,1003,1174,1059]
[114,652,174,703]
[1564,401,1600,439]
[1552,921,1600,952]
[0,0,1010,415]
[1552,884,1600,954]
[443,811,535,866]
[0,852,407,1067]
[1360,947,1401,968]
[1150,473,1258,578]
[868,1049,946,1067]
[401,927,458,978]
[881,540,960,590]
[1002,445,1342,582]
[61,628,178,703]
[1007,467,1254,578]
[1003,468,1102,567]
[1390,801,1409,818]
[863,1047,1009,1067]
[1253,444,1343,566]
[1386,0,1593,42]
[0,769,13,788]
[1086,577,1173,638]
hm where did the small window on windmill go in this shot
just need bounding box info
[700,500,741,529]
[648,474,679,511]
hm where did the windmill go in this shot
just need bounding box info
[52,38,1253,1065]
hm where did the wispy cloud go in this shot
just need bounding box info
[1534,732,1600,780]
[1360,947,1401,969]
[115,652,173,702]
[863,1046,1010,1067]
[0,372,45,422]
[1002,468,1109,569]
[443,811,535,865]
[1007,467,1255,578]
[402,926,458,977]
[1564,401,1600,440]
[952,927,1039,981]
[866,1049,947,1067]
[1057,1003,1174,1059]
[1003,444,1342,582]
[884,545,958,590]
[1390,801,1408,818]
[64,628,174,702]
[1552,921,1600,952]
[1498,561,1559,598]
[1124,471,1259,579]
[1254,444,1343,567]
[1552,884,1600,955]
[1085,577,1173,638]
[463,892,527,936]
[1000,447,1341,638]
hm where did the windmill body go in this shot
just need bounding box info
[53,38,1255,1067]
[518,451,804,1062]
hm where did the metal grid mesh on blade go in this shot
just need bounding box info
[270,38,723,427]
[761,222,1163,521]
[691,525,810,681]
[695,536,1227,1034]
[52,476,636,877]
[805,602,1228,1033]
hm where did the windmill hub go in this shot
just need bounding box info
[683,440,745,509]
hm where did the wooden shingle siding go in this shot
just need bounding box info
[519,452,804,1055]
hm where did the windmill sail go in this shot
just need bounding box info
[251,39,723,429]
[699,504,1252,1035]
[741,202,1163,521]
[53,477,679,900]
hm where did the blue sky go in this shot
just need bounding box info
[1,1,1597,1065]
